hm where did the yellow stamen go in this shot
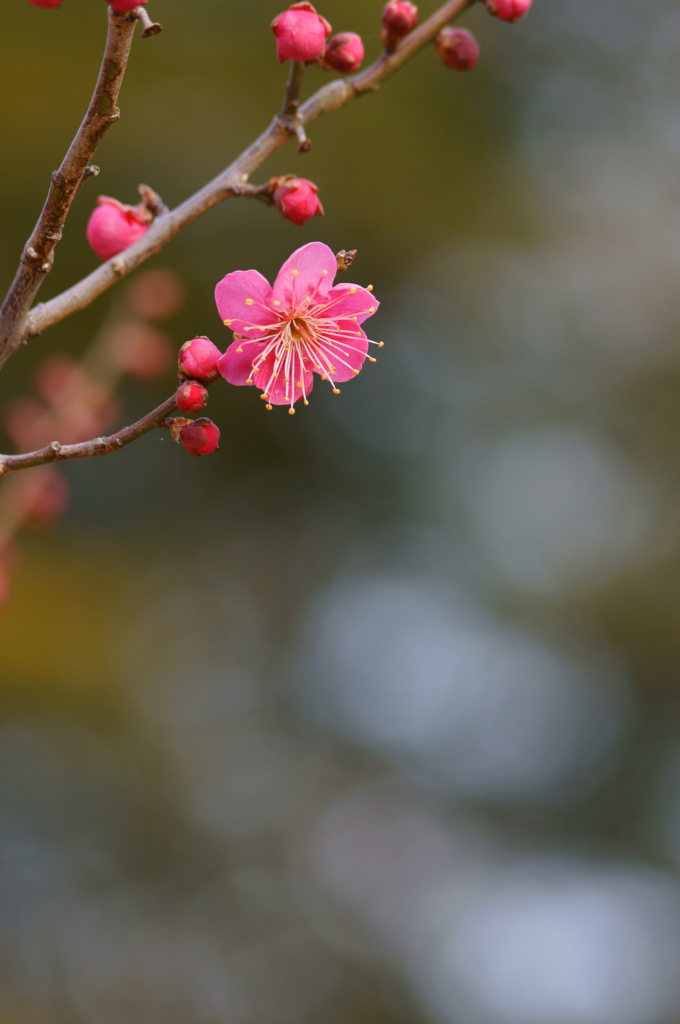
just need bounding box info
[351,288,357,295]
[274,300,281,306]
[246,299,254,305]
[304,400,309,405]
[236,347,243,353]
[368,357,377,363]
[289,408,296,415]
[322,270,328,275]
[266,404,273,411]
[367,284,374,292]
[333,388,341,394]
[353,369,359,375]
[223,319,232,326]
[378,341,384,347]
[292,269,299,276]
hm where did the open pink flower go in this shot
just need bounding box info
[215,242,380,412]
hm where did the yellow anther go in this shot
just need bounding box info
[322,269,328,275]
[289,408,296,415]
[353,369,359,375]
[352,316,358,322]
[266,404,273,411]
[368,357,377,363]
[274,300,281,306]
[236,347,243,353]
[296,381,302,387]
[246,299,254,305]
[260,394,267,400]
[322,373,327,380]
[369,306,375,312]
[285,377,290,382]
[332,388,341,394]
[223,319,232,326]
[304,400,309,406]
[367,284,374,292]
[351,288,357,295]
[378,341,384,347]
[292,269,299,276]
[306,296,312,303]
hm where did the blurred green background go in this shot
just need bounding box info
[3,2,680,1023]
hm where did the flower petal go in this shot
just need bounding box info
[217,338,263,386]
[323,283,379,324]
[215,269,276,334]
[315,320,368,382]
[272,242,337,308]
[253,350,315,406]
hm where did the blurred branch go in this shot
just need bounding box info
[0,7,138,370]
[22,0,476,349]
[0,393,179,477]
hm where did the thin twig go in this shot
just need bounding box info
[0,393,179,477]
[15,0,476,361]
[0,7,138,369]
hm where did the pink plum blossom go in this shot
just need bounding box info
[319,32,365,74]
[271,3,332,63]
[485,0,533,22]
[216,242,381,413]
[86,196,150,261]
[273,178,324,226]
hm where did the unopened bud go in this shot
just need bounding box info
[319,32,365,73]
[86,197,150,262]
[434,27,480,71]
[107,0,148,11]
[178,336,221,383]
[381,1,418,41]
[273,178,324,226]
[485,0,533,22]
[180,418,220,457]
[271,3,332,63]
[176,379,209,414]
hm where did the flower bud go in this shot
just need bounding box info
[434,27,480,71]
[271,2,332,63]
[485,0,533,22]
[180,418,220,457]
[319,32,364,73]
[273,178,324,227]
[176,379,209,414]
[381,1,418,39]
[25,0,65,8]
[178,336,221,383]
[86,197,150,261]
[107,0,148,11]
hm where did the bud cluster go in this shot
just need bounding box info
[174,337,222,457]
[26,0,149,9]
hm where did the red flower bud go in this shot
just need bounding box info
[180,418,220,457]
[86,197,150,261]
[25,0,65,7]
[271,2,332,63]
[107,0,148,11]
[273,178,324,227]
[434,27,480,71]
[381,1,418,39]
[319,32,365,73]
[176,379,209,414]
[485,0,533,22]
[178,337,221,383]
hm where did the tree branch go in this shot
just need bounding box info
[17,0,476,359]
[0,393,179,477]
[0,7,138,368]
